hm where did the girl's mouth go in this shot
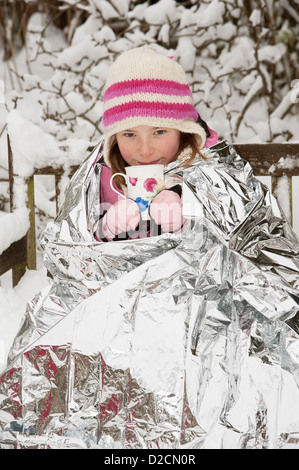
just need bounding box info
[138,159,162,165]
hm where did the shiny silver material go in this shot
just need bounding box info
[0,141,298,449]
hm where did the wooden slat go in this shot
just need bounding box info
[0,236,27,276]
[25,175,36,271]
[234,143,299,176]
[33,165,79,176]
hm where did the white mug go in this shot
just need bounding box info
[110,164,164,220]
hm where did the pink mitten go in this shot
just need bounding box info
[149,190,183,233]
[100,199,140,240]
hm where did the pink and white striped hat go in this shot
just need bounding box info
[102,45,206,165]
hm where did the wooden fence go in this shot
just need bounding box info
[1,139,299,287]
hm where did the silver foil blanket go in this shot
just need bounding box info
[0,141,298,449]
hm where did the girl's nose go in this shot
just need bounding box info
[139,137,154,158]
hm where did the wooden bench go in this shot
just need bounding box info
[0,135,79,286]
[1,140,299,287]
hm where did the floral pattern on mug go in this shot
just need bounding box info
[155,178,163,192]
[135,197,149,212]
[143,178,157,192]
[129,177,138,186]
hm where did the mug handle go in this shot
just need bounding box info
[110,173,127,199]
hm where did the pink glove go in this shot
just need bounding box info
[97,199,140,241]
[149,190,184,233]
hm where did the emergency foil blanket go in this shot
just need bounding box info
[0,141,298,449]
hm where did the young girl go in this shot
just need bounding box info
[1,45,299,450]
[93,45,217,242]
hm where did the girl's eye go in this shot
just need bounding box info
[155,129,167,135]
[123,132,135,138]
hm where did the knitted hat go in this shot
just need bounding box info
[102,45,206,166]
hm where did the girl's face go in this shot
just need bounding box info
[115,125,181,166]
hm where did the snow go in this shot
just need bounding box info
[216,37,255,76]
[0,80,4,103]
[258,43,287,64]
[274,175,291,222]
[249,9,262,26]
[0,0,298,379]
[196,0,225,28]
[7,110,64,177]
[271,90,296,119]
[144,0,181,25]
[177,37,196,72]
[0,208,30,255]
[6,110,92,181]
[95,1,119,20]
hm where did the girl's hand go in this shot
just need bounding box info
[99,199,141,241]
[149,190,184,233]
